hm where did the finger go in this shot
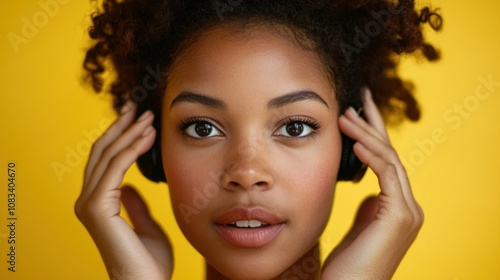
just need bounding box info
[121,186,166,237]
[354,141,422,222]
[325,196,379,262]
[85,111,154,197]
[354,143,425,239]
[361,87,389,141]
[342,115,421,217]
[353,142,406,200]
[92,127,156,197]
[121,186,173,273]
[339,115,401,175]
[83,101,137,186]
[344,106,386,143]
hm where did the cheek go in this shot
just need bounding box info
[282,131,340,191]
[163,146,230,257]
[162,143,220,227]
[279,135,341,229]
[295,160,338,247]
[164,152,218,209]
[289,154,338,215]
[162,125,218,203]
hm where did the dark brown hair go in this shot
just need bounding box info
[83,0,442,123]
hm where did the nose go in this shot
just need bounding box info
[221,136,274,191]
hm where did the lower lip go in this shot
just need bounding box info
[215,224,284,248]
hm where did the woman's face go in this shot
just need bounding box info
[162,25,341,279]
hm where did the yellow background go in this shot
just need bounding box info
[1,0,499,279]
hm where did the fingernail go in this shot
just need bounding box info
[138,110,152,121]
[348,106,358,116]
[120,101,133,115]
[363,87,372,101]
[142,125,154,136]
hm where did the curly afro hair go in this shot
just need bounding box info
[83,0,442,124]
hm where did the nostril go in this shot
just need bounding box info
[255,181,268,188]
[225,180,269,190]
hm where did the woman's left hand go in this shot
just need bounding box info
[321,88,424,280]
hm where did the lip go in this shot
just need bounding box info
[214,207,285,248]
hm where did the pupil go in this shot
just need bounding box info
[195,123,212,137]
[286,122,303,136]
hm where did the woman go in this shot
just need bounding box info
[76,0,442,279]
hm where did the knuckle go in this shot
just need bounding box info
[108,147,135,169]
[388,148,398,160]
[414,216,424,230]
[107,155,123,170]
[392,209,414,229]
[74,199,83,219]
[413,204,425,228]
[91,140,101,152]
[359,135,370,146]
[381,162,398,177]
[92,134,108,150]
[384,146,398,161]
[390,205,424,232]
[74,198,95,223]
[101,145,116,161]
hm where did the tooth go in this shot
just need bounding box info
[249,220,262,228]
[236,220,249,227]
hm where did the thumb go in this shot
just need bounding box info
[325,196,379,262]
[120,185,165,238]
[121,185,173,276]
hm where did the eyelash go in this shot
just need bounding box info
[275,117,321,139]
[177,117,224,140]
[176,116,322,140]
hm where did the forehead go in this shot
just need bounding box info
[165,24,335,106]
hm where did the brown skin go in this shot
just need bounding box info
[75,25,423,280]
[162,26,339,280]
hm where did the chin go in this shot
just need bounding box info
[203,240,320,280]
[208,260,287,280]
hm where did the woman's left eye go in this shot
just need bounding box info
[275,119,320,138]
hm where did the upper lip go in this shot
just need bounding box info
[214,207,285,225]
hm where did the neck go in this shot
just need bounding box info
[205,243,321,280]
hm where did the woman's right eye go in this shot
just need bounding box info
[182,120,223,139]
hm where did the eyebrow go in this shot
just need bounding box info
[169,90,329,111]
[268,90,329,109]
[170,91,227,110]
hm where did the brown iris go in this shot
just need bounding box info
[195,123,213,137]
[286,122,304,137]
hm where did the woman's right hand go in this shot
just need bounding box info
[74,101,173,280]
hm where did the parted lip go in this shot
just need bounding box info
[214,207,285,225]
